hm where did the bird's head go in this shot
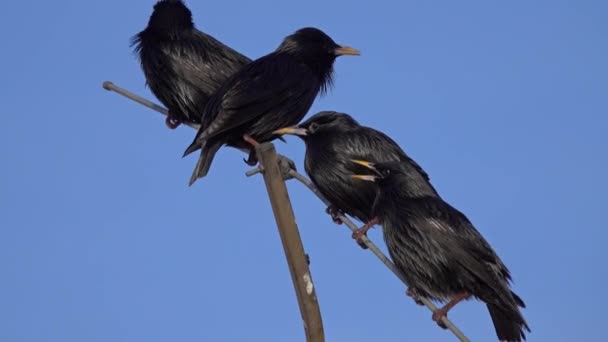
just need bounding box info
[350,160,406,183]
[278,27,360,60]
[272,111,360,141]
[277,27,360,87]
[147,0,194,32]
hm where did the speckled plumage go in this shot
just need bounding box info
[132,0,250,127]
[361,161,530,342]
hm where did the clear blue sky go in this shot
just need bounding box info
[1,1,606,341]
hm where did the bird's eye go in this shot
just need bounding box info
[309,122,319,132]
[382,170,392,177]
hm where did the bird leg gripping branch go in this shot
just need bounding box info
[245,152,296,180]
[165,114,182,129]
[325,205,344,225]
[243,151,259,166]
[242,134,262,167]
[352,217,379,249]
[432,292,471,329]
[243,133,260,147]
[245,149,296,180]
[242,132,296,180]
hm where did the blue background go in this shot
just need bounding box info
[1,1,606,341]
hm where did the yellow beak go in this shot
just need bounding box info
[273,126,308,136]
[334,45,361,56]
[350,159,375,170]
[351,174,377,182]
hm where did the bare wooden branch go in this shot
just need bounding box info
[255,143,324,342]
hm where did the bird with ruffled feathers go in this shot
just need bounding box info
[132,0,250,129]
[351,160,531,342]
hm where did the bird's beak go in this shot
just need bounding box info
[351,159,383,178]
[334,45,361,56]
[273,126,308,136]
[351,174,377,182]
[351,159,376,171]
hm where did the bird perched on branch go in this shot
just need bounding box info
[273,111,437,247]
[183,28,360,186]
[132,0,250,129]
[351,160,530,342]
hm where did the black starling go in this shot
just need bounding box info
[183,28,360,186]
[273,111,438,247]
[132,0,250,129]
[351,160,530,342]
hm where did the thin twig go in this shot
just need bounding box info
[102,81,290,160]
[102,81,470,342]
[104,81,181,123]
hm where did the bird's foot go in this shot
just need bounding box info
[406,288,425,306]
[432,307,450,329]
[352,217,379,249]
[243,134,260,147]
[165,113,181,129]
[325,205,344,225]
[243,150,259,166]
[242,150,294,181]
[431,292,470,329]
[276,154,296,180]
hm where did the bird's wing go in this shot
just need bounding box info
[342,127,434,186]
[192,30,251,67]
[408,198,495,257]
[167,31,250,93]
[350,128,402,161]
[365,128,432,182]
[405,197,512,289]
[198,54,314,141]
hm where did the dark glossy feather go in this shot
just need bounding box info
[292,111,438,223]
[132,0,250,126]
[184,28,356,185]
[372,163,530,341]
[189,55,321,147]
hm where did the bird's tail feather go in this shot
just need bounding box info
[487,295,530,342]
[188,141,222,186]
[183,139,203,158]
[511,291,526,308]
